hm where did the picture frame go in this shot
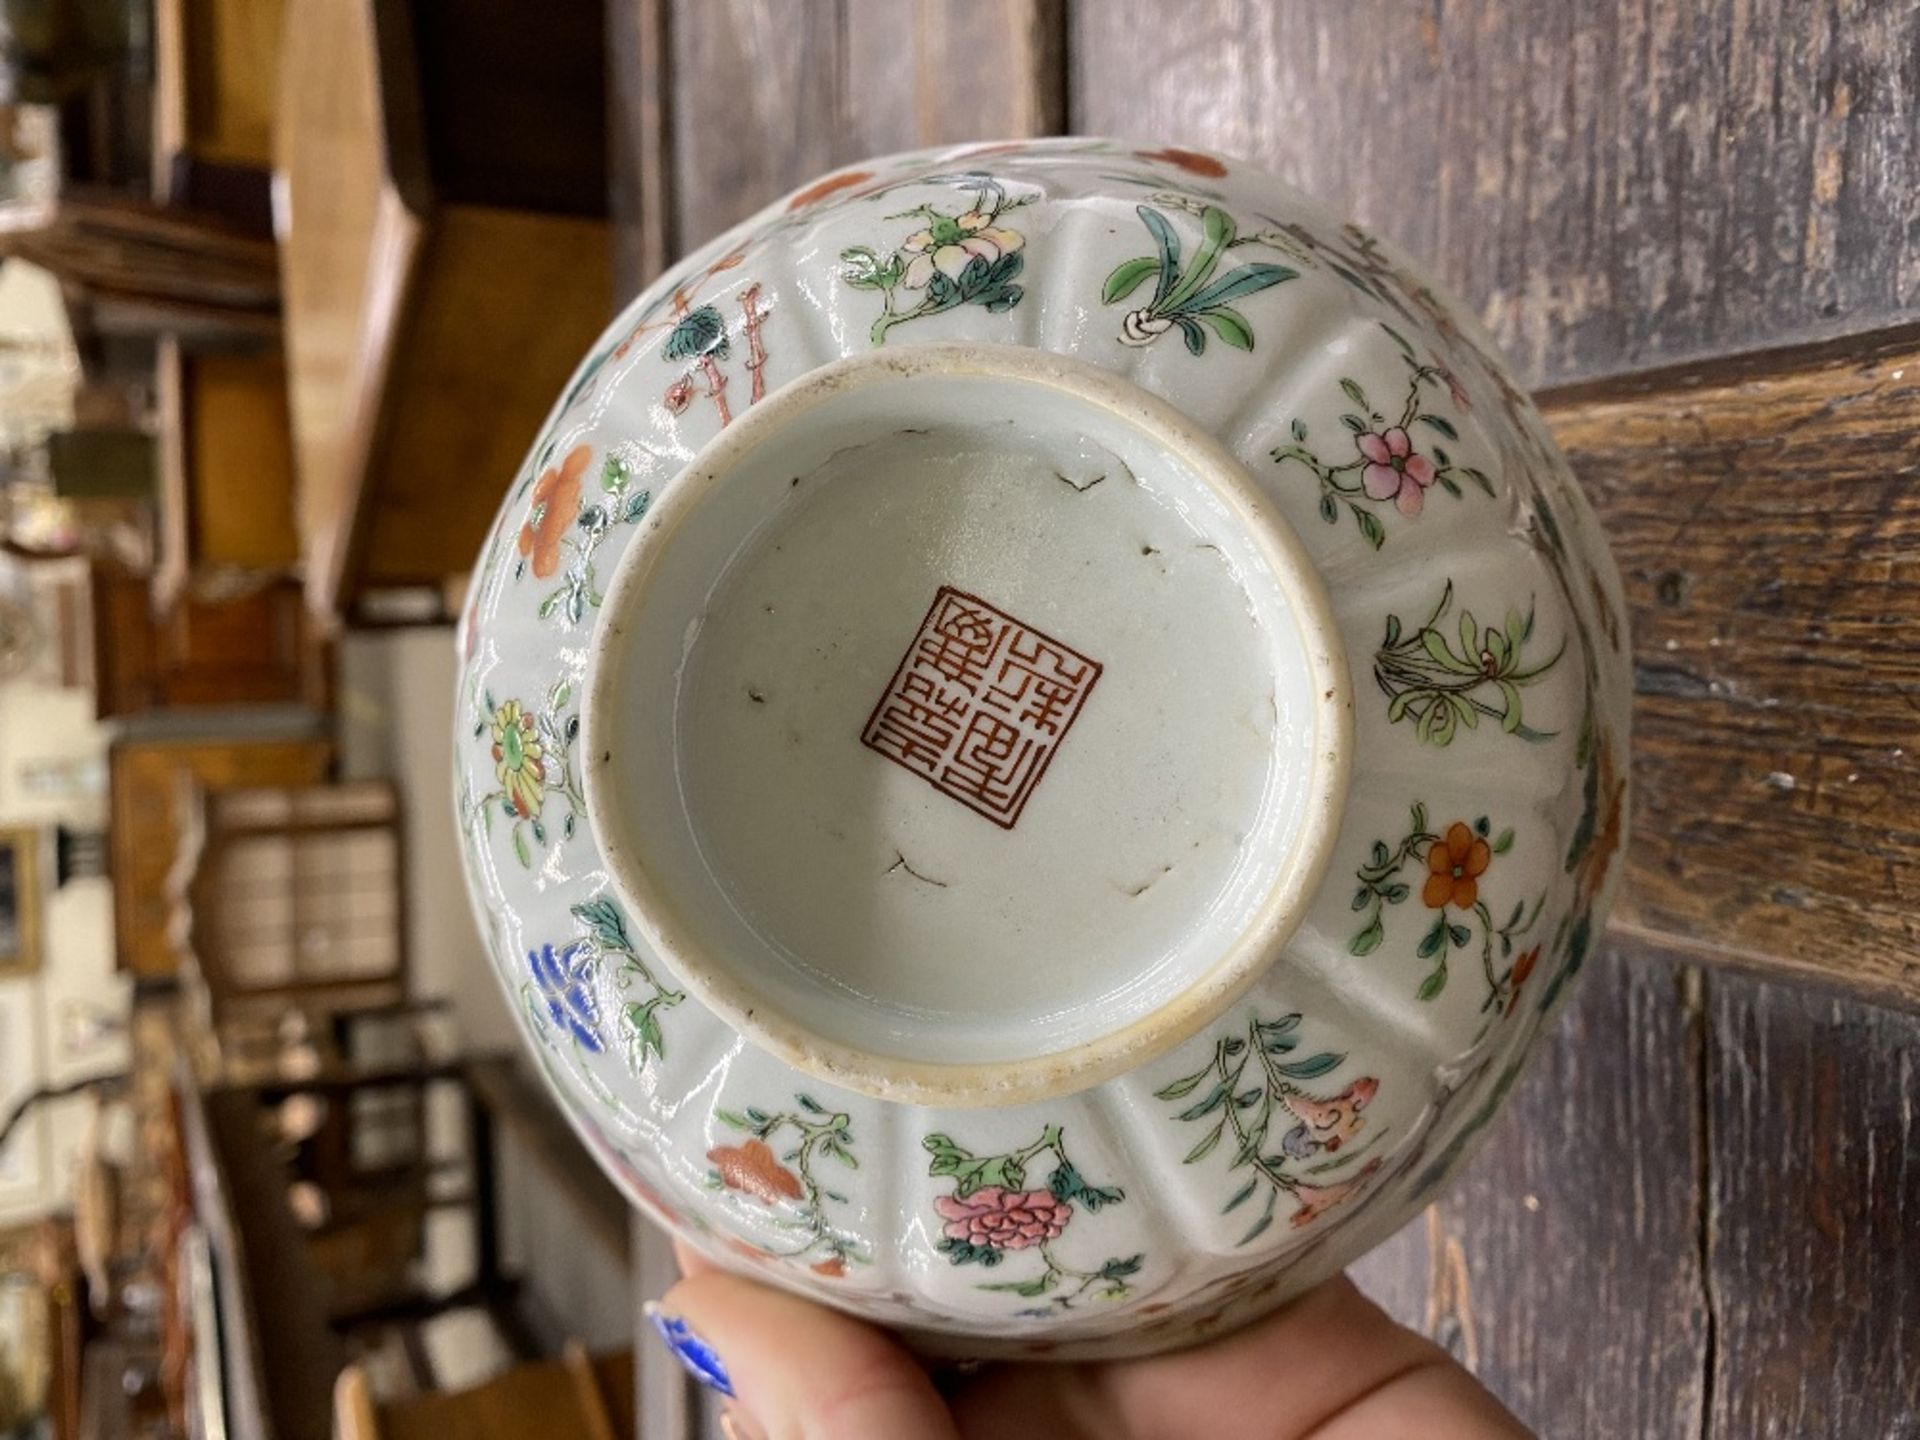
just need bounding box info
[0,828,44,979]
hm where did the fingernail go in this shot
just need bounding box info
[719,1406,767,1440]
[645,1301,735,1397]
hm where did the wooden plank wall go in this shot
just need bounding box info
[1071,0,1920,388]
[606,2,1920,1432]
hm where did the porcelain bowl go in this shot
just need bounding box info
[454,138,1630,1359]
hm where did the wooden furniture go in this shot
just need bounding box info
[108,735,333,977]
[91,563,327,716]
[172,1025,632,1430]
[0,188,280,336]
[607,3,1920,1434]
[153,336,301,608]
[0,1219,84,1440]
[180,1062,346,1440]
[151,0,283,234]
[335,1346,634,1440]
[0,825,47,978]
[276,0,611,623]
[174,781,407,1024]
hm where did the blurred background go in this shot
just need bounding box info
[0,1,633,1436]
[0,1,1915,1438]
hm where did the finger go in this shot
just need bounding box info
[672,1237,720,1279]
[951,1274,1527,1440]
[651,1269,961,1440]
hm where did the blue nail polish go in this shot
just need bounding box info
[647,1304,735,1397]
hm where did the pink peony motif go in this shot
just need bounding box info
[934,1186,1071,1251]
[1357,426,1438,517]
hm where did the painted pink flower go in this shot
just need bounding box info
[900,211,1025,290]
[934,1186,1070,1251]
[1357,427,1437,517]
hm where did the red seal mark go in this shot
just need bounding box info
[862,586,1103,829]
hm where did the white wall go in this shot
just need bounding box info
[336,629,515,1052]
[0,678,126,1225]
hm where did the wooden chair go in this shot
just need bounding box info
[108,734,335,979]
[276,0,611,622]
[172,779,409,1027]
[334,1344,633,1440]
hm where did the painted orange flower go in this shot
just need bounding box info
[518,444,591,579]
[1423,821,1491,909]
[787,168,875,211]
[1135,146,1228,178]
[1505,945,1542,1015]
[708,1138,804,1205]
[810,1256,845,1278]
[1577,742,1626,911]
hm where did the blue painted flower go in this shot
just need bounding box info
[647,1306,733,1396]
[528,941,604,1052]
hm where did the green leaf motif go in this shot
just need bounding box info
[1275,1051,1344,1081]
[838,246,887,289]
[571,897,632,952]
[664,304,727,362]
[1048,1162,1124,1212]
[1102,254,1160,304]
[978,1273,1054,1296]
[1138,205,1182,306]
[1184,1122,1225,1164]
[1182,262,1297,313]
[1177,1083,1230,1122]
[1154,1069,1207,1101]
[923,1133,1025,1197]
[1197,305,1255,351]
[935,1237,1005,1268]
[628,1002,666,1061]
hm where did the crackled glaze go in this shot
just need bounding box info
[454,138,1630,1360]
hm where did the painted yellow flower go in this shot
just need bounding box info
[900,209,1025,289]
[489,700,546,819]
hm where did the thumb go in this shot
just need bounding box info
[649,1268,960,1440]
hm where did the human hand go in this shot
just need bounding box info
[649,1245,1532,1439]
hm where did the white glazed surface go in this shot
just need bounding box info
[582,347,1350,1106]
[454,139,1631,1359]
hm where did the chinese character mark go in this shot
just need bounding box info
[862,587,1103,829]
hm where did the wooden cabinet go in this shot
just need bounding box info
[91,565,325,717]
[277,0,610,620]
